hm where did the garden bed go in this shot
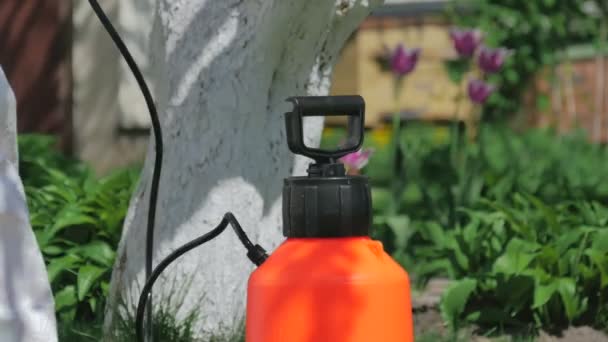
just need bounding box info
[412,278,608,341]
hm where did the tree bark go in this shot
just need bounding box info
[105,0,382,337]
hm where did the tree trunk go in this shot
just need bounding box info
[104,0,381,337]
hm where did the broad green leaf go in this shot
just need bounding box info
[591,202,608,226]
[523,193,558,233]
[533,282,558,308]
[558,249,578,275]
[75,241,116,267]
[47,254,82,283]
[444,234,469,272]
[82,173,99,194]
[585,249,608,288]
[413,259,453,280]
[424,222,447,248]
[77,264,106,301]
[579,202,600,226]
[42,245,64,256]
[371,188,391,213]
[555,230,584,255]
[493,238,539,275]
[440,278,477,330]
[45,169,77,188]
[489,235,503,254]
[578,264,596,285]
[592,230,608,253]
[54,285,77,311]
[385,215,414,249]
[100,281,110,296]
[536,246,558,268]
[556,277,582,322]
[462,220,480,251]
[89,297,97,313]
[58,308,76,324]
[51,206,97,234]
[41,185,78,204]
[34,229,51,250]
[482,200,535,241]
[522,267,551,284]
[372,216,387,227]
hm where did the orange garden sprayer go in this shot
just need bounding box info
[88,1,414,341]
[246,96,414,342]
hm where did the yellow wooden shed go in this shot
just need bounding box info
[329,0,473,127]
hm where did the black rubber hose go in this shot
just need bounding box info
[87,0,162,340]
[134,212,268,342]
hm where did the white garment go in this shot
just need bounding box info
[0,67,57,342]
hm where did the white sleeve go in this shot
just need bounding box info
[0,67,57,342]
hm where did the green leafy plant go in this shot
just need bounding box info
[436,195,608,332]
[18,134,139,324]
[364,124,608,235]
[323,123,608,332]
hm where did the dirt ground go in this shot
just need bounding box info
[537,327,608,342]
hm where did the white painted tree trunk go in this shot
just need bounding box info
[105,0,382,337]
[0,68,57,342]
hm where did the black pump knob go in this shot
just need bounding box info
[282,95,372,238]
[285,95,365,165]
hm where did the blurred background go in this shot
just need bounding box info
[4,0,608,340]
[0,0,153,174]
[2,0,607,172]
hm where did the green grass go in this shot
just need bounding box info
[59,308,244,342]
[59,276,246,342]
[60,319,539,342]
[58,319,103,341]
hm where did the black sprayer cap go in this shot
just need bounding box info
[282,96,372,238]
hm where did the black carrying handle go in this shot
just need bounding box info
[285,95,365,163]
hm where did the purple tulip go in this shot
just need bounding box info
[478,46,511,73]
[339,148,375,171]
[467,79,495,104]
[390,44,420,76]
[449,28,483,57]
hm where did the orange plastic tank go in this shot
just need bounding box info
[245,96,413,341]
[246,237,413,342]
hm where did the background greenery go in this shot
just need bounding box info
[16,1,608,340]
[18,135,139,340]
[28,122,608,340]
[323,123,608,334]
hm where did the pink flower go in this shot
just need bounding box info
[478,46,512,74]
[390,44,421,76]
[339,149,375,171]
[449,28,483,58]
[467,79,496,104]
